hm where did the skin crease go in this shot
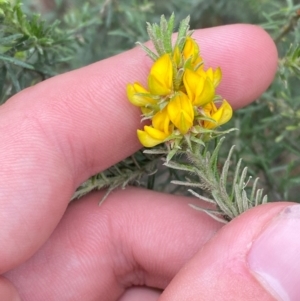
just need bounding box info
[0,24,286,301]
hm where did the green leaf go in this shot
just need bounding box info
[135,42,158,61]
[0,66,7,101]
[143,148,168,154]
[220,145,235,194]
[0,54,34,69]
[160,14,172,53]
[164,160,194,172]
[209,137,224,171]
[5,63,21,92]
[0,33,23,45]
[175,15,190,51]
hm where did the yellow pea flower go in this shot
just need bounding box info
[167,92,194,134]
[137,126,171,147]
[126,82,156,107]
[183,37,199,63]
[153,107,171,135]
[183,69,215,106]
[182,36,203,69]
[197,67,222,88]
[148,53,173,95]
[137,107,171,147]
[203,100,233,129]
[192,56,203,69]
[137,127,169,147]
[211,67,222,88]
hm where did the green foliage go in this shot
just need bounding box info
[0,0,101,102]
[226,1,300,201]
[1,0,300,207]
[72,150,161,203]
[164,138,267,223]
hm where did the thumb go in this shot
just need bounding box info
[159,202,299,301]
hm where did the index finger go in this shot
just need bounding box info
[0,24,277,273]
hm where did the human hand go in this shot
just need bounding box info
[1,24,293,301]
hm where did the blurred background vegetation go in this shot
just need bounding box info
[1,0,300,202]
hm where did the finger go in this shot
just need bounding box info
[4,24,278,178]
[159,202,300,301]
[195,24,278,107]
[0,24,277,273]
[0,276,21,301]
[117,287,161,301]
[5,188,222,301]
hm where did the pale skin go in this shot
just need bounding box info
[0,24,292,300]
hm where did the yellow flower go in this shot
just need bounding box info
[203,100,233,129]
[148,53,173,95]
[197,67,222,88]
[183,69,215,106]
[167,92,194,134]
[182,37,203,69]
[137,107,171,147]
[183,37,199,63]
[126,82,156,107]
[137,126,170,147]
[152,107,171,134]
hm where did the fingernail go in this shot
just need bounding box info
[248,205,300,301]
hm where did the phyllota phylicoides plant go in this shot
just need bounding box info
[127,20,231,150]
[74,14,267,223]
[126,13,267,223]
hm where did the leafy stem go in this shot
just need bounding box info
[72,150,163,204]
[274,11,300,44]
[164,137,268,223]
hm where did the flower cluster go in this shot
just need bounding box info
[127,35,232,148]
